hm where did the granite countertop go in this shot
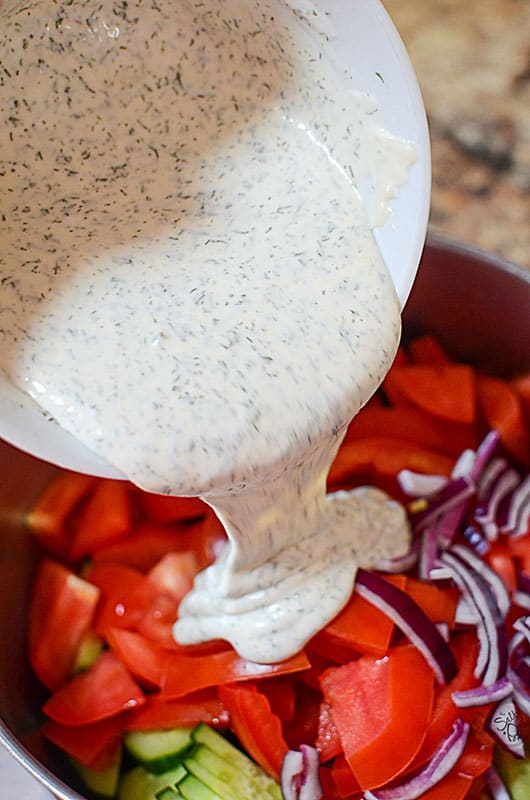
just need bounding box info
[383,0,530,270]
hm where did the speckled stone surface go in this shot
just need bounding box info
[383,0,530,269]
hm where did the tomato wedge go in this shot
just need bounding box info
[69,479,133,560]
[86,563,161,637]
[124,689,230,732]
[320,646,434,791]
[26,472,96,557]
[42,714,127,767]
[107,628,171,689]
[218,684,289,780]
[43,651,145,726]
[29,559,100,690]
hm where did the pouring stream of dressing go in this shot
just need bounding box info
[1,0,415,661]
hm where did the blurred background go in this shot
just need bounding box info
[383,0,530,269]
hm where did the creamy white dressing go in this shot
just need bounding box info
[0,0,413,662]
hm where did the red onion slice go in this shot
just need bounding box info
[280,745,322,800]
[501,474,530,535]
[375,539,420,574]
[363,719,469,800]
[507,666,530,718]
[397,470,448,498]
[470,431,499,482]
[438,550,508,685]
[452,675,513,708]
[486,694,525,759]
[450,543,511,618]
[410,476,475,534]
[355,569,457,685]
[418,526,440,581]
[475,465,520,541]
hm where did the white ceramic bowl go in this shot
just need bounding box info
[0,0,430,479]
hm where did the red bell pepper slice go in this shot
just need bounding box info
[329,438,454,487]
[162,647,310,699]
[43,651,145,725]
[320,645,434,791]
[343,406,477,458]
[408,335,451,365]
[477,373,530,466]
[386,364,477,424]
[410,632,479,769]
[404,577,459,626]
[315,701,342,763]
[29,559,100,690]
[218,684,289,780]
[313,573,406,658]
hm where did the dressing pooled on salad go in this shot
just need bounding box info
[0,0,414,661]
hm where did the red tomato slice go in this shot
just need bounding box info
[43,651,145,726]
[86,563,161,637]
[29,559,100,690]
[320,645,434,791]
[162,647,310,699]
[69,480,133,561]
[41,714,127,767]
[147,551,199,602]
[26,472,96,558]
[107,628,171,689]
[218,684,289,780]
[124,689,230,732]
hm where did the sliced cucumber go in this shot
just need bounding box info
[177,774,223,800]
[118,764,187,800]
[125,727,193,773]
[71,748,122,798]
[496,748,530,800]
[155,787,182,800]
[188,724,281,800]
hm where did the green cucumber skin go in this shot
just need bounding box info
[71,750,122,798]
[177,774,224,800]
[125,728,194,774]
[117,723,282,800]
[118,764,187,800]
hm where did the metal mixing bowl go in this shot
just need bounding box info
[1,235,530,798]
